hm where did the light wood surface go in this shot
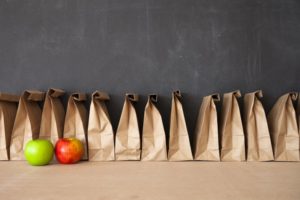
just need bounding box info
[0,162,299,200]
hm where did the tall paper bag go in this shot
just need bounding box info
[39,88,65,145]
[64,93,88,160]
[194,94,220,161]
[220,90,245,161]
[88,91,115,161]
[10,90,45,160]
[0,93,19,160]
[115,94,140,160]
[168,91,193,161]
[141,94,167,161]
[267,92,299,161]
[244,90,274,161]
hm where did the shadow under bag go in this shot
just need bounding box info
[168,91,193,161]
[0,93,19,160]
[64,93,88,161]
[39,88,65,145]
[194,94,220,161]
[267,92,299,161]
[115,94,140,160]
[243,90,274,161]
[220,90,245,161]
[88,91,115,161]
[141,94,167,161]
[10,90,45,160]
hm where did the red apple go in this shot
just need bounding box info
[55,138,84,164]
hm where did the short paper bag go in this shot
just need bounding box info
[115,94,140,160]
[0,93,19,160]
[194,94,220,161]
[88,91,115,161]
[244,90,274,161]
[220,90,245,161]
[141,94,167,161]
[39,88,65,145]
[10,90,45,160]
[168,91,193,161]
[64,93,88,160]
[267,92,299,161]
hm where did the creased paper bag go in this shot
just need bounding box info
[39,88,65,145]
[168,91,193,161]
[0,93,19,160]
[88,91,115,161]
[10,90,45,160]
[220,90,245,161]
[141,94,167,161]
[64,93,88,160]
[194,94,220,161]
[115,94,140,160]
[267,92,299,161]
[244,90,274,161]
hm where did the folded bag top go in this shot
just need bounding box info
[0,93,20,102]
[148,94,158,103]
[126,93,139,102]
[24,90,45,101]
[71,93,87,101]
[92,91,110,101]
[211,93,221,101]
[47,88,65,98]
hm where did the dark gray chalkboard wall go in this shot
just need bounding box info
[0,0,300,143]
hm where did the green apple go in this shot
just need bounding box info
[24,139,54,166]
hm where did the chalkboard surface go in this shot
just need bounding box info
[0,0,299,143]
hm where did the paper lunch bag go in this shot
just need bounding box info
[141,94,167,161]
[39,88,65,145]
[0,93,19,160]
[64,93,88,160]
[88,91,115,161]
[194,94,220,161]
[10,90,45,160]
[115,94,140,160]
[244,90,274,161]
[168,91,193,161]
[267,92,299,161]
[220,90,245,161]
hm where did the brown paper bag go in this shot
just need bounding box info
[39,88,65,145]
[115,94,140,160]
[88,91,115,161]
[0,93,19,160]
[220,90,245,161]
[141,94,167,161]
[244,90,274,161]
[267,92,299,161]
[168,91,193,161]
[64,93,88,160]
[194,94,220,161]
[10,90,45,160]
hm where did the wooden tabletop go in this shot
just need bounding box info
[0,161,299,200]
